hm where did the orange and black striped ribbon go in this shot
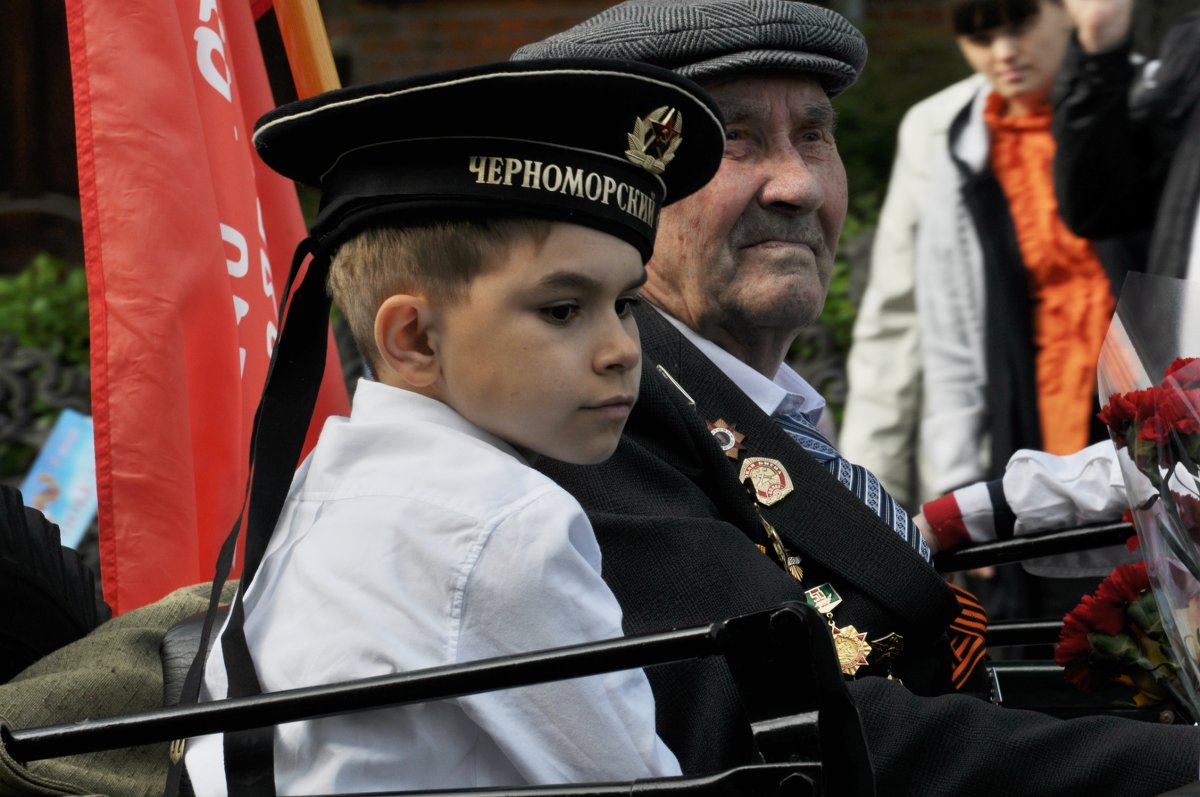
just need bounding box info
[947,582,988,690]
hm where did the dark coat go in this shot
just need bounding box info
[538,303,1200,796]
[1052,17,1200,280]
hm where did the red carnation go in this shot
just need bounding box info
[1158,388,1200,437]
[1097,562,1151,605]
[1098,391,1136,426]
[1099,391,1139,447]
[1056,610,1100,690]
[1165,357,1200,390]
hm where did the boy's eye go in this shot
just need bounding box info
[540,303,580,325]
[615,295,642,319]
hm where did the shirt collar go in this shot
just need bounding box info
[350,378,530,463]
[657,309,826,423]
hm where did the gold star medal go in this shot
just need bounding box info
[707,419,745,459]
[832,625,873,676]
[738,457,793,506]
[803,583,874,676]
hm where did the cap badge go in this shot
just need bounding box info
[626,106,683,175]
[738,456,793,506]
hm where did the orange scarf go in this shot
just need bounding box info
[984,92,1113,455]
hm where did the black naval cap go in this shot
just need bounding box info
[252,57,726,261]
[511,0,868,98]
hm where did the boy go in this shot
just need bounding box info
[184,58,725,794]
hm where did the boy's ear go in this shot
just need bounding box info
[374,294,440,388]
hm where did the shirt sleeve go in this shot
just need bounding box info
[921,440,1133,550]
[452,486,681,785]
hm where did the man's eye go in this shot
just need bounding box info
[725,129,742,142]
[540,304,579,325]
[615,295,642,318]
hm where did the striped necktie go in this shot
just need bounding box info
[774,410,931,562]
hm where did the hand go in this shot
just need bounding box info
[1063,0,1135,53]
[913,512,940,556]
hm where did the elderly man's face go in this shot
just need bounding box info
[643,74,847,361]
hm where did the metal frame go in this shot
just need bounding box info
[1,520,1156,793]
[2,602,875,797]
[932,521,1135,574]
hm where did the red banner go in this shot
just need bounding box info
[66,0,349,614]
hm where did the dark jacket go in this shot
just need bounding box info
[539,303,1200,796]
[1052,15,1200,280]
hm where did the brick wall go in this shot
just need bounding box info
[316,0,966,112]
[306,0,969,213]
[321,0,614,85]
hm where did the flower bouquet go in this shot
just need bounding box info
[1056,560,1188,714]
[1080,273,1200,720]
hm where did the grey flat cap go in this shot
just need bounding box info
[512,0,867,97]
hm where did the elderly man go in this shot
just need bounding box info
[516,2,1200,794]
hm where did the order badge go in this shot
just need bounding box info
[738,457,793,506]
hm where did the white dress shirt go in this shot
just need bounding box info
[187,380,679,794]
[658,310,826,424]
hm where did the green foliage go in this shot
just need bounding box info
[790,211,869,363]
[824,210,870,354]
[0,440,35,480]
[835,21,971,210]
[0,253,90,367]
[0,254,90,479]
[789,208,875,424]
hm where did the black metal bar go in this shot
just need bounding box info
[298,763,819,797]
[986,619,1063,648]
[933,522,1135,573]
[5,623,718,763]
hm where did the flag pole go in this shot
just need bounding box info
[271,0,341,98]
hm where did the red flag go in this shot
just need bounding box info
[66,0,350,614]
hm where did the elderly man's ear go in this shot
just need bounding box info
[374,294,440,388]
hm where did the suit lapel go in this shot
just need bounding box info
[634,304,959,632]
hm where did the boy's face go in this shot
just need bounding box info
[432,222,645,465]
[956,1,1073,113]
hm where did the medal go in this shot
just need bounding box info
[804,583,843,615]
[805,582,869,675]
[760,513,803,581]
[706,418,745,460]
[870,632,905,681]
[169,738,186,765]
[738,457,793,506]
[831,625,872,676]
[740,461,884,678]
